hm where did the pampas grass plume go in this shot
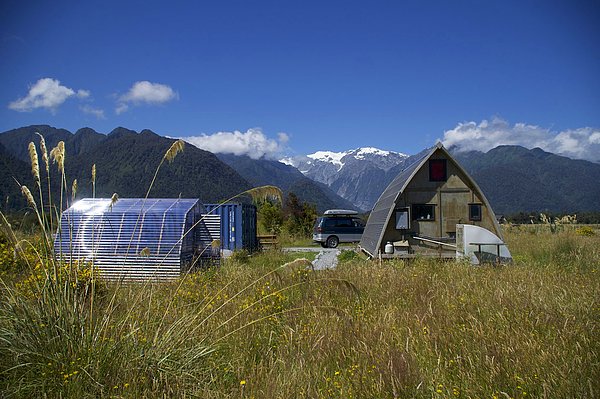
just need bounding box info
[28,142,40,184]
[91,164,96,183]
[21,185,36,208]
[50,141,65,172]
[109,193,119,211]
[72,179,78,201]
[244,185,283,204]
[164,139,185,163]
[35,132,49,173]
[140,247,151,257]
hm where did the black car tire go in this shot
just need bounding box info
[326,236,339,249]
[320,242,327,248]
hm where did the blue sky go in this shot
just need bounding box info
[1,0,599,160]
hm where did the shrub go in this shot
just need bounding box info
[258,200,283,235]
[230,248,250,263]
[338,249,359,263]
[575,226,596,236]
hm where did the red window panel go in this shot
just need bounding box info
[429,159,447,181]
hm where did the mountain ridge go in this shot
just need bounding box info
[283,144,600,214]
[0,125,252,210]
[282,147,409,210]
[0,125,356,212]
[453,145,600,214]
[3,126,599,214]
[216,153,357,213]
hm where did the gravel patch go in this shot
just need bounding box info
[311,249,340,270]
[281,247,341,270]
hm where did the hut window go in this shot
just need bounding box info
[395,208,410,229]
[469,204,482,221]
[429,159,447,182]
[412,204,435,221]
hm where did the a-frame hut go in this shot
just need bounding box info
[359,143,503,258]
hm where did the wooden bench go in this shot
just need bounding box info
[257,234,278,250]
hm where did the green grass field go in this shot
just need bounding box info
[1,138,598,398]
[0,225,598,398]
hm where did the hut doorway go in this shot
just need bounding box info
[439,190,469,238]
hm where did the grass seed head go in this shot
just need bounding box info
[109,193,119,210]
[21,185,36,208]
[557,214,577,224]
[28,142,40,184]
[91,164,96,184]
[35,132,49,173]
[164,139,185,163]
[139,247,151,257]
[244,185,283,204]
[50,141,66,172]
[72,179,78,200]
[540,213,551,225]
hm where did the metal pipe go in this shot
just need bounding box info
[413,236,457,248]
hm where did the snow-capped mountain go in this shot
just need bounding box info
[282,147,407,172]
[280,147,409,210]
[281,144,600,214]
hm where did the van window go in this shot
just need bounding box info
[324,219,337,228]
[336,218,352,228]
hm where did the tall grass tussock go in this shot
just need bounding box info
[0,138,598,398]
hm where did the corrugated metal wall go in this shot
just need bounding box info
[54,198,216,281]
[195,214,221,267]
[204,203,258,252]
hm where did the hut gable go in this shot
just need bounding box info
[359,143,502,258]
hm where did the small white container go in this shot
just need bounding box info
[384,241,394,254]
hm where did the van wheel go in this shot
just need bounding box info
[320,242,327,248]
[326,236,339,248]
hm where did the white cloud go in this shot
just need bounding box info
[277,132,290,144]
[8,78,90,113]
[76,89,90,99]
[115,103,129,115]
[183,128,289,159]
[442,117,600,162]
[80,105,105,119]
[116,81,177,114]
[588,132,600,145]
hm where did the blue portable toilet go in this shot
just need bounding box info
[203,203,258,252]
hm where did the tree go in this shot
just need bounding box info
[257,200,283,235]
[283,193,317,238]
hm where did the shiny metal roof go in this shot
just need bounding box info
[54,198,207,280]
